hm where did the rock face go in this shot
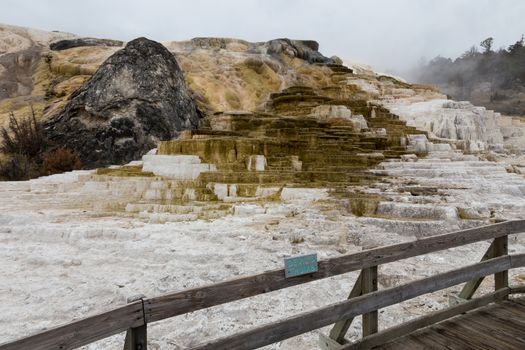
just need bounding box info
[50,37,124,51]
[267,39,334,64]
[45,37,201,167]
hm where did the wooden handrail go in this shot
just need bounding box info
[511,286,525,294]
[0,301,144,350]
[145,219,524,322]
[1,220,524,350]
[188,255,520,350]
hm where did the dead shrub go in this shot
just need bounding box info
[42,148,82,176]
[0,107,49,180]
[0,154,40,181]
[0,108,47,158]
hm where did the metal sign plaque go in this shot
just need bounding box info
[284,253,318,278]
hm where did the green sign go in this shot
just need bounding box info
[284,253,318,278]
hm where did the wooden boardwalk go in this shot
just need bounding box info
[375,297,525,350]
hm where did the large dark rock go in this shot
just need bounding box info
[50,37,124,51]
[45,37,201,167]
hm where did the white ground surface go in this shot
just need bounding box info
[1,153,525,349]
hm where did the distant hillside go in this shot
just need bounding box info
[412,36,525,116]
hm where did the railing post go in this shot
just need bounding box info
[362,265,378,336]
[494,235,508,297]
[319,272,363,349]
[455,234,510,305]
[457,241,495,301]
[328,272,363,343]
[124,324,147,350]
[124,295,147,350]
[320,266,379,349]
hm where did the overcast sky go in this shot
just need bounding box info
[2,0,524,75]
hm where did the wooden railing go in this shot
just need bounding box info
[1,220,524,350]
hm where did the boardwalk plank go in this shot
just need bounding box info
[489,303,525,329]
[377,298,525,350]
[463,312,525,349]
[435,322,502,350]
[390,334,443,350]
[477,306,525,329]
[508,297,525,308]
[406,334,441,350]
[413,329,467,350]
[372,335,425,350]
